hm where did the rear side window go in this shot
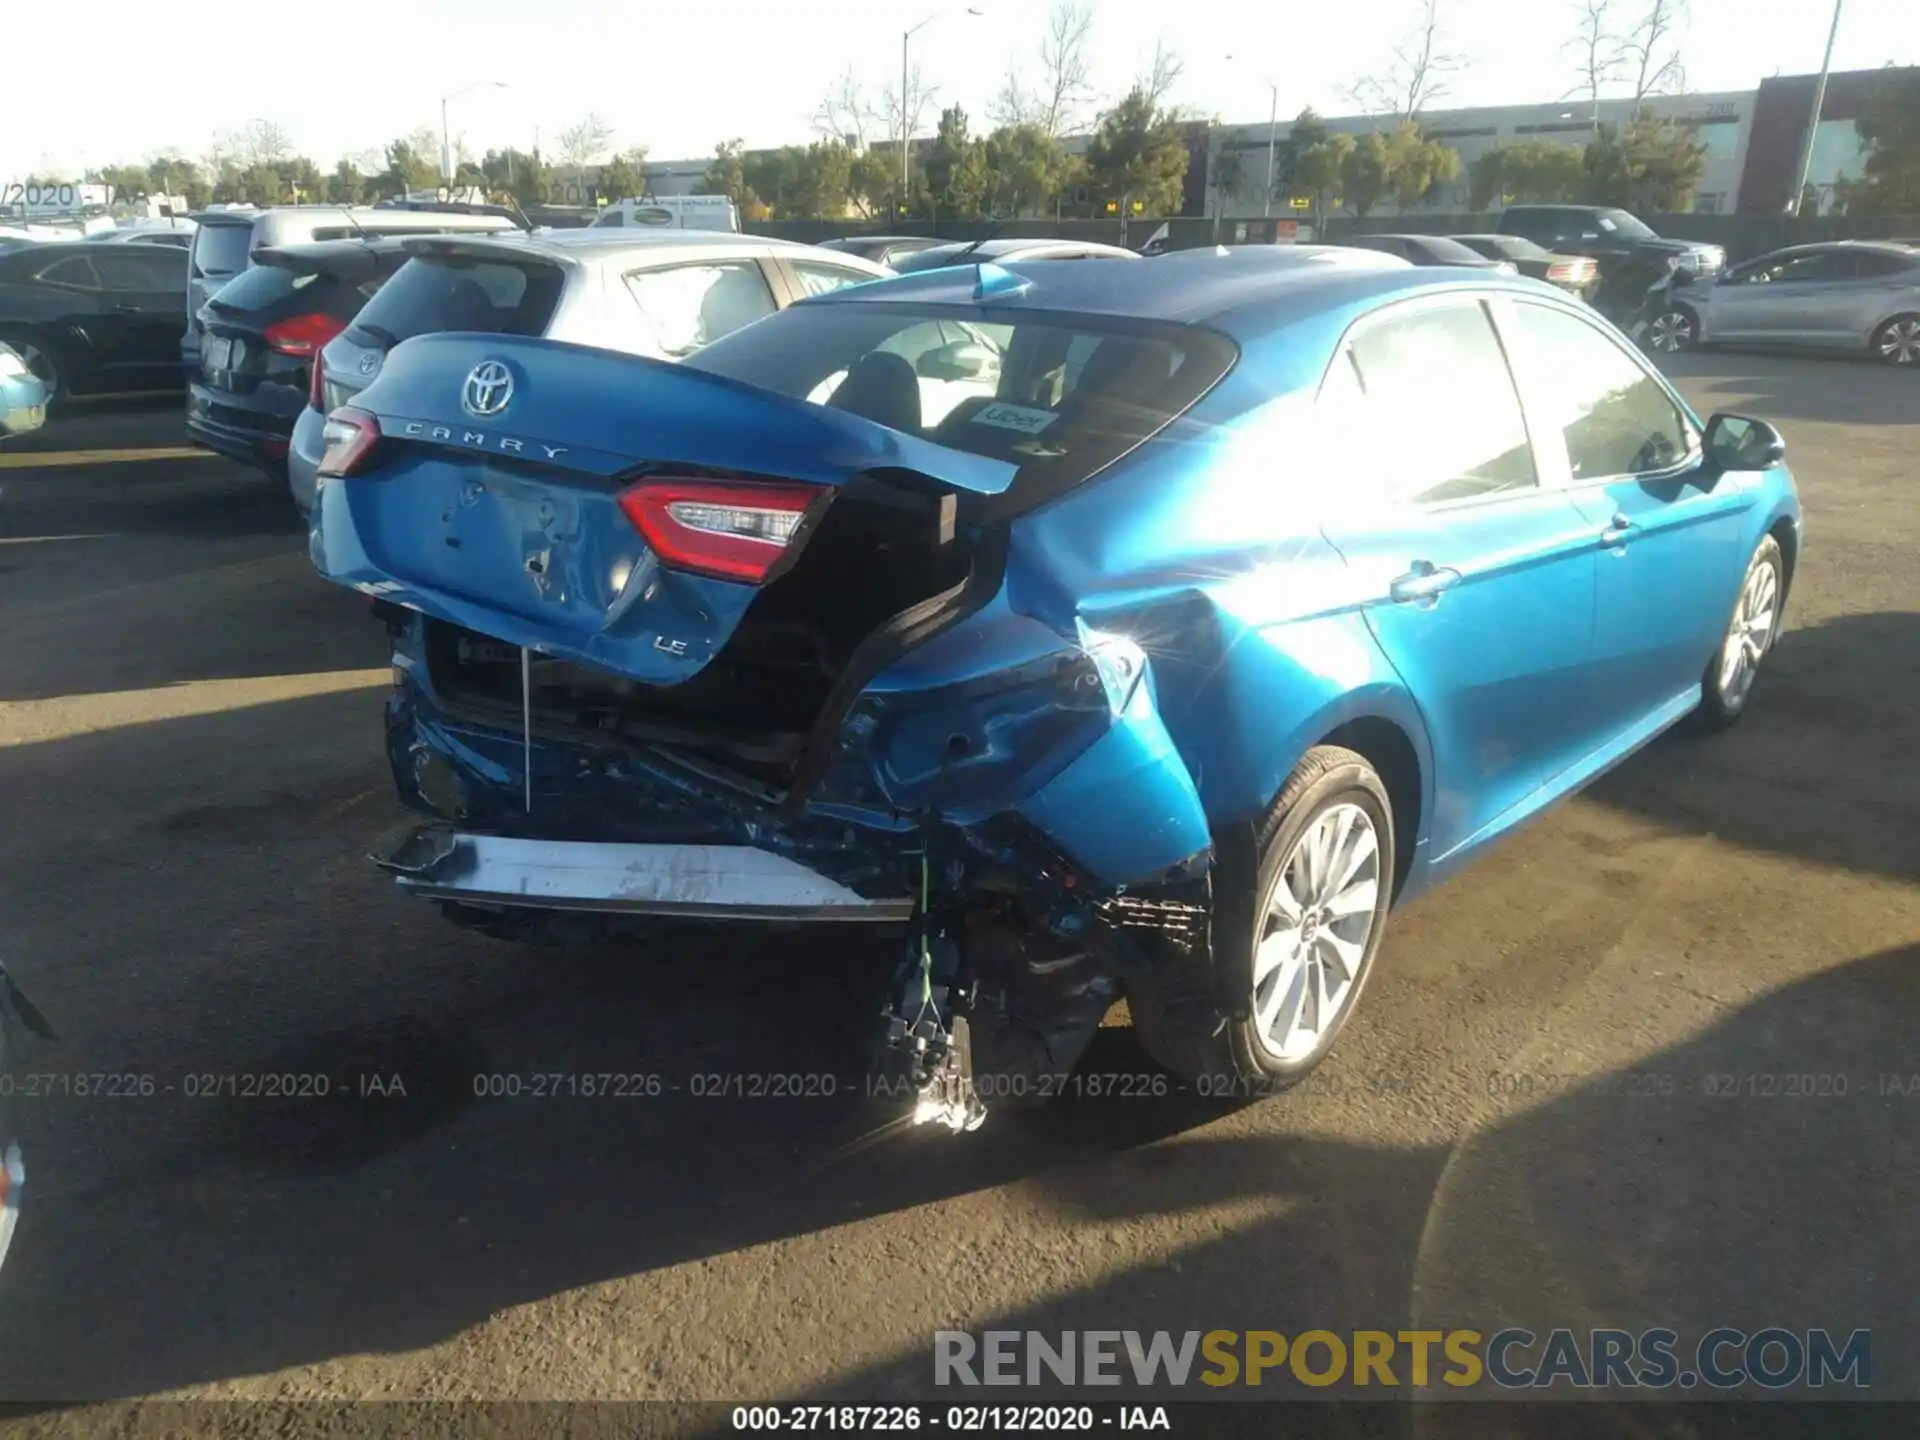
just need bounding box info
[349,255,564,344]
[192,223,254,278]
[1347,300,1537,506]
[683,300,1237,511]
[93,249,186,291]
[1504,302,1690,480]
[623,261,777,357]
[34,255,103,289]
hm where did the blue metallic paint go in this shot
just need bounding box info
[316,257,1801,921]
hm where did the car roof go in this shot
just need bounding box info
[397,227,891,270]
[800,244,1517,337]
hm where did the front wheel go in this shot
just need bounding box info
[0,331,62,407]
[1870,314,1920,367]
[1128,745,1395,1089]
[1696,536,1784,730]
[1644,306,1698,354]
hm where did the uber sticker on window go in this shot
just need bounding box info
[971,402,1060,435]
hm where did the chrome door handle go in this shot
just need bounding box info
[1601,513,1636,545]
[1389,562,1463,603]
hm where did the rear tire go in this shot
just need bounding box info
[0,329,62,408]
[1128,746,1395,1091]
[1870,314,1920,367]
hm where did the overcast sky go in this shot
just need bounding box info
[6,0,1914,180]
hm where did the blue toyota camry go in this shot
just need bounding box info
[309,244,1801,1127]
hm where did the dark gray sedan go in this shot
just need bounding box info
[1646,240,1920,366]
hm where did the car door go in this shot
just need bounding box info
[1315,295,1598,862]
[27,253,130,384]
[1498,298,1752,740]
[1714,249,1855,343]
[90,248,186,382]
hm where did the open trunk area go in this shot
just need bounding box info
[425,483,986,787]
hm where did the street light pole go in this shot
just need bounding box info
[1786,0,1844,216]
[440,81,510,187]
[1265,82,1278,219]
[900,7,983,220]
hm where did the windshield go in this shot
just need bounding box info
[348,254,564,345]
[683,300,1237,510]
[1598,209,1656,240]
[191,221,254,278]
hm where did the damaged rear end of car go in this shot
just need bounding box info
[312,292,1238,1129]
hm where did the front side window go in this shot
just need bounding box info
[623,261,776,358]
[1345,300,1537,506]
[1505,302,1692,481]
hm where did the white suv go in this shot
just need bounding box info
[286,229,890,516]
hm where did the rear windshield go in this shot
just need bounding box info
[683,302,1238,511]
[347,254,564,345]
[207,264,316,311]
[1416,236,1490,264]
[192,222,254,278]
[892,247,966,274]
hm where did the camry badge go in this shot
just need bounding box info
[462,360,514,418]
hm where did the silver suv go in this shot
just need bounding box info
[287,229,890,515]
[185,205,524,369]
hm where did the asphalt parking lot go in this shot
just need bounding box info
[0,353,1914,1418]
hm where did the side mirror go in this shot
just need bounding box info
[1670,264,1698,288]
[1704,412,1786,472]
[917,340,1000,383]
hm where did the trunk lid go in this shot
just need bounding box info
[313,332,1017,690]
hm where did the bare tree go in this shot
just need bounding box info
[989,63,1040,129]
[556,113,615,172]
[234,120,294,167]
[1564,0,1626,125]
[1039,0,1097,137]
[1136,37,1186,110]
[813,67,877,147]
[878,63,939,148]
[1349,0,1463,119]
[1621,0,1688,113]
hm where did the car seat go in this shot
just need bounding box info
[827,351,923,434]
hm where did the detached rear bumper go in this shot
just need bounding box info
[373,824,914,923]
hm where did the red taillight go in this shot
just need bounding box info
[617,479,825,585]
[1547,261,1574,282]
[309,352,327,411]
[265,312,347,357]
[317,406,381,478]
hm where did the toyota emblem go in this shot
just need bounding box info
[462,360,514,418]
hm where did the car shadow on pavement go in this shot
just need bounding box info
[1654,350,1919,429]
[0,623,1912,1404]
[1583,610,1920,884]
[784,939,1919,1416]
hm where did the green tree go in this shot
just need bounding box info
[327,160,366,204]
[1339,132,1392,216]
[1582,116,1707,212]
[925,106,990,219]
[376,137,440,197]
[483,148,552,207]
[1836,70,1920,215]
[983,123,1071,217]
[1383,122,1461,211]
[792,141,856,219]
[145,155,208,208]
[596,154,645,203]
[698,139,760,213]
[1294,125,1354,224]
[1082,87,1190,221]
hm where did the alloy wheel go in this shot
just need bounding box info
[1250,802,1382,1063]
[8,341,57,400]
[1647,309,1695,353]
[1718,552,1780,710]
[1874,318,1920,366]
